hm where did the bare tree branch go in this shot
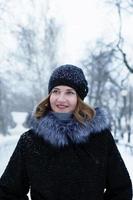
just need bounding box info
[105,0,133,73]
[115,0,133,73]
[117,45,133,73]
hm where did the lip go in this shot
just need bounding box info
[56,105,68,109]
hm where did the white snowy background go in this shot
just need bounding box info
[0,112,28,176]
[0,0,133,198]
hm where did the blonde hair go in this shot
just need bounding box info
[34,95,95,123]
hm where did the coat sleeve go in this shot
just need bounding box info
[0,133,30,200]
[104,131,132,200]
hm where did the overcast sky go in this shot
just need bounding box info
[0,0,133,73]
[47,0,133,65]
[50,0,115,64]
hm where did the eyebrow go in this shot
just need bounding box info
[53,87,76,92]
[52,87,60,90]
[66,89,76,92]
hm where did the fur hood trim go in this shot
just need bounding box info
[30,107,111,147]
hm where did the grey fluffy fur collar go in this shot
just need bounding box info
[30,107,111,147]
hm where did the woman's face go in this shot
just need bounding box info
[50,85,77,113]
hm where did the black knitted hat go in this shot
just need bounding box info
[48,64,88,100]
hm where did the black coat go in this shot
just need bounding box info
[0,108,132,200]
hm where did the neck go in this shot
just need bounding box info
[51,112,73,122]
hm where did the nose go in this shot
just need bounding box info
[57,93,66,102]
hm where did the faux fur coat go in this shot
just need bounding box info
[0,108,132,200]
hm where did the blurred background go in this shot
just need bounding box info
[0,0,133,194]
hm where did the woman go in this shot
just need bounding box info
[0,64,132,200]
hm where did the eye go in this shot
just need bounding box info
[51,89,59,94]
[66,91,76,95]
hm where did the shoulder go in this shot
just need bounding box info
[19,130,34,142]
[88,107,115,145]
[17,129,40,149]
[87,107,111,135]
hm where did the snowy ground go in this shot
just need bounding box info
[118,144,133,184]
[0,112,28,175]
[0,134,20,175]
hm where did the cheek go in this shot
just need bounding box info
[49,96,56,111]
[49,95,55,106]
[71,97,78,108]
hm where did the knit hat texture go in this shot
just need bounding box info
[48,64,88,100]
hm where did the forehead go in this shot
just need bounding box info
[53,85,75,91]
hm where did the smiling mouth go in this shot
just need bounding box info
[56,105,68,109]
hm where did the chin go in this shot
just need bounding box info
[58,110,69,113]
